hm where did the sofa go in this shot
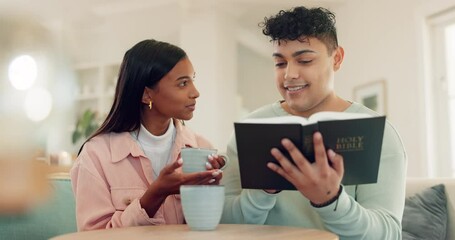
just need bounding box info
[0,176,77,240]
[404,178,455,240]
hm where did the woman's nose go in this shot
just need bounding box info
[190,84,200,99]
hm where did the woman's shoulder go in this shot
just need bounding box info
[82,133,112,149]
[79,132,132,158]
[176,120,213,149]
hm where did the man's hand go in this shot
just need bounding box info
[267,132,344,204]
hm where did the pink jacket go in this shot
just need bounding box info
[70,120,212,231]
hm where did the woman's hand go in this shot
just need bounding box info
[140,158,222,217]
[154,158,222,196]
[206,154,228,170]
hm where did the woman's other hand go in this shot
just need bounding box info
[206,154,228,170]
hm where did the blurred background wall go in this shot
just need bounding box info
[1,0,454,178]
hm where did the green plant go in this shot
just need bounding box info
[72,109,99,144]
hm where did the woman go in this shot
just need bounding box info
[70,39,226,231]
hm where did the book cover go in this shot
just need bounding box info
[234,113,386,190]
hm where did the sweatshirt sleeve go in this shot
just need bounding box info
[311,121,407,240]
[306,105,407,240]
[313,152,406,240]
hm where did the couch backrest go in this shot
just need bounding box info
[0,177,77,240]
[406,178,455,240]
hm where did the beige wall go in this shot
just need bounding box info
[2,0,455,177]
[334,0,455,177]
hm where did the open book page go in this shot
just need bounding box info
[239,112,373,125]
[308,111,373,122]
[239,115,311,125]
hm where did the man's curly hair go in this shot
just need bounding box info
[260,6,338,54]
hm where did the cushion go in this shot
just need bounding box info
[402,184,448,240]
[0,178,77,240]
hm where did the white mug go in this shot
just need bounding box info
[180,185,225,231]
[181,147,227,173]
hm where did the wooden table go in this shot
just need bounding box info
[51,224,338,240]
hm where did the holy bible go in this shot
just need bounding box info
[234,112,386,190]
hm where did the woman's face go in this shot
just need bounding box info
[146,57,200,121]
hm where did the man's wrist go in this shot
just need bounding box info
[263,189,282,194]
[310,186,343,208]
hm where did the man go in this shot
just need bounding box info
[221,6,407,240]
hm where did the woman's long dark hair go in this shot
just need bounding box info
[78,39,186,154]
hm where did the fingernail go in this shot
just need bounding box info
[177,158,183,164]
[206,162,213,169]
[208,154,213,160]
[212,170,222,177]
[209,179,215,183]
[328,149,336,158]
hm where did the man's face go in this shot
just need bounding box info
[272,37,343,117]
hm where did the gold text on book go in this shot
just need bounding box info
[336,136,364,152]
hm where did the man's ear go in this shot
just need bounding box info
[333,46,344,71]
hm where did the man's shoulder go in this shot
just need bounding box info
[348,102,406,155]
[346,102,381,116]
[244,101,285,119]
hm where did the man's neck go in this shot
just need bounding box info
[281,95,351,118]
